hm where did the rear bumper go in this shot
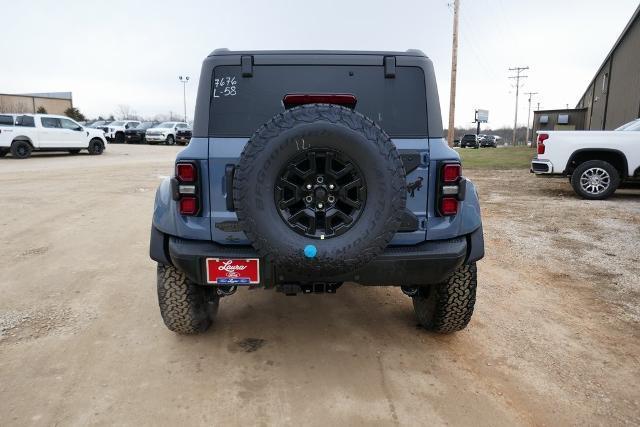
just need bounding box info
[531,159,553,174]
[151,227,483,287]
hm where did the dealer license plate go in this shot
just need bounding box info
[206,258,260,285]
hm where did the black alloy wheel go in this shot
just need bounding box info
[275,148,366,239]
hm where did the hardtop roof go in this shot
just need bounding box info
[208,48,427,58]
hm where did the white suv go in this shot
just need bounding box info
[144,122,189,145]
[105,120,141,144]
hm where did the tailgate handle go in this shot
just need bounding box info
[225,164,235,211]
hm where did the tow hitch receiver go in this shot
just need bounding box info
[276,283,341,296]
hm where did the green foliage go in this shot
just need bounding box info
[36,106,47,114]
[64,107,86,122]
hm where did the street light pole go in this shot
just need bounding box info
[178,76,190,122]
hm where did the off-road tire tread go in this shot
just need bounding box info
[233,103,406,274]
[156,264,218,334]
[413,263,477,333]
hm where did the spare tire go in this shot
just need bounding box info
[234,104,406,275]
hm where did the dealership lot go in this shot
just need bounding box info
[0,145,638,425]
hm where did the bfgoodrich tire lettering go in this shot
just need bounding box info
[156,264,219,334]
[233,104,406,275]
[412,263,477,333]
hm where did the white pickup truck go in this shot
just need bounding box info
[0,114,108,159]
[531,118,640,199]
[104,120,141,144]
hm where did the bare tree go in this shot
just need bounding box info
[116,104,140,120]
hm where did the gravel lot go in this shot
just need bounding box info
[1,145,639,425]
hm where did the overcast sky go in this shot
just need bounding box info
[1,0,638,128]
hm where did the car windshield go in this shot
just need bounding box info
[615,118,640,131]
[138,122,156,129]
[157,122,175,128]
[111,121,125,126]
[89,121,105,127]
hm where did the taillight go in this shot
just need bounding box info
[179,197,198,215]
[176,163,197,182]
[537,133,549,155]
[442,164,462,183]
[441,197,458,215]
[175,162,199,216]
[438,162,464,216]
[283,94,357,109]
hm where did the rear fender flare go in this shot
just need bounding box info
[564,148,628,176]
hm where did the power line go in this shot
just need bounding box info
[508,66,529,145]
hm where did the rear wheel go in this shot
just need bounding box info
[412,263,477,333]
[570,160,619,200]
[157,264,219,334]
[115,132,125,144]
[10,140,32,159]
[88,138,104,155]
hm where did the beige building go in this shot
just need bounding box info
[0,92,73,115]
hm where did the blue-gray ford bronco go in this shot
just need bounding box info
[150,49,484,334]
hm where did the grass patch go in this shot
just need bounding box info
[457,146,535,170]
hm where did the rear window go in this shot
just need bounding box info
[0,115,14,126]
[209,65,428,138]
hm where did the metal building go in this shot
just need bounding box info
[576,4,640,130]
[0,92,73,115]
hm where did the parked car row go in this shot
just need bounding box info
[0,113,107,159]
[86,119,192,145]
[455,134,499,148]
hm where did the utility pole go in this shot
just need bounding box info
[447,0,460,147]
[524,91,538,146]
[178,76,190,122]
[509,66,529,146]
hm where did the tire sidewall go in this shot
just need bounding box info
[571,160,619,200]
[11,141,32,159]
[89,139,104,155]
[234,107,406,274]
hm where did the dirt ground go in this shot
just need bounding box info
[1,145,639,426]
